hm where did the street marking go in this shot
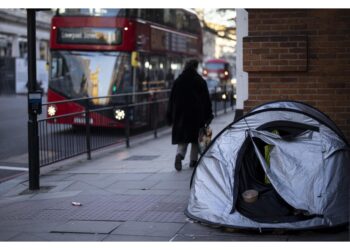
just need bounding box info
[0,166,28,171]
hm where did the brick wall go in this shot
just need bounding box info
[243,9,350,142]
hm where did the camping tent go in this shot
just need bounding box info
[186,101,349,230]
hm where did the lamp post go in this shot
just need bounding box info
[27,9,40,190]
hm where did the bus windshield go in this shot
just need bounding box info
[50,51,131,104]
[205,62,226,70]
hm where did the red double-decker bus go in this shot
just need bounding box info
[202,58,231,83]
[47,8,203,128]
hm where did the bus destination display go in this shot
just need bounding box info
[57,27,122,45]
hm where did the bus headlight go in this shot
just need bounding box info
[114,109,125,120]
[47,105,57,116]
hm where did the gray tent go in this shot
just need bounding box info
[186,101,349,230]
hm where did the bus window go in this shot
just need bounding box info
[57,8,126,17]
[175,10,184,30]
[51,58,58,78]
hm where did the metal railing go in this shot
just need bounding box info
[38,88,235,167]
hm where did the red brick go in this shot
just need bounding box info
[243,9,350,141]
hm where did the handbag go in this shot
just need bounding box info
[198,125,212,153]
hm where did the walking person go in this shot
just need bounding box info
[166,59,213,171]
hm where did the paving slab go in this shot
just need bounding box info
[105,180,159,191]
[160,193,190,203]
[61,181,109,193]
[51,220,122,234]
[0,231,20,241]
[138,211,188,223]
[147,201,187,212]
[0,220,64,233]
[63,173,111,181]
[0,194,35,207]
[8,232,106,241]
[77,177,121,189]
[176,222,291,241]
[172,233,289,241]
[31,209,79,222]
[106,173,153,181]
[107,210,146,221]
[144,172,192,182]
[41,180,75,192]
[2,183,28,197]
[30,190,81,200]
[112,188,175,196]
[110,221,185,237]
[40,173,73,182]
[103,234,171,241]
[172,234,238,241]
[177,221,225,236]
[152,180,191,190]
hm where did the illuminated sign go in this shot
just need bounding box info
[57,27,122,45]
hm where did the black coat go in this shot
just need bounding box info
[166,68,213,145]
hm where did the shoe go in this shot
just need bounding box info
[190,160,197,168]
[175,154,183,171]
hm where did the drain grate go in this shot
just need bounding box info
[123,155,160,161]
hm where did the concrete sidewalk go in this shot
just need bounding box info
[0,110,348,241]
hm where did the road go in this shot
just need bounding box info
[0,95,29,181]
[0,95,28,160]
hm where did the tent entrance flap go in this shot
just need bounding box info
[234,134,316,223]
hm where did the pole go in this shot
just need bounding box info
[224,84,227,114]
[152,95,158,139]
[27,9,40,190]
[85,98,91,160]
[125,102,130,148]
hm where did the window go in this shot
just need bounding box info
[0,39,11,57]
[205,63,226,70]
[175,10,184,30]
[164,9,172,26]
[187,13,201,34]
[19,41,27,58]
[51,56,64,78]
[57,8,126,17]
[39,41,48,60]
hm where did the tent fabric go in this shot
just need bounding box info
[186,101,349,229]
[250,100,348,145]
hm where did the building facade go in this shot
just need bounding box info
[238,9,350,141]
[0,9,53,94]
